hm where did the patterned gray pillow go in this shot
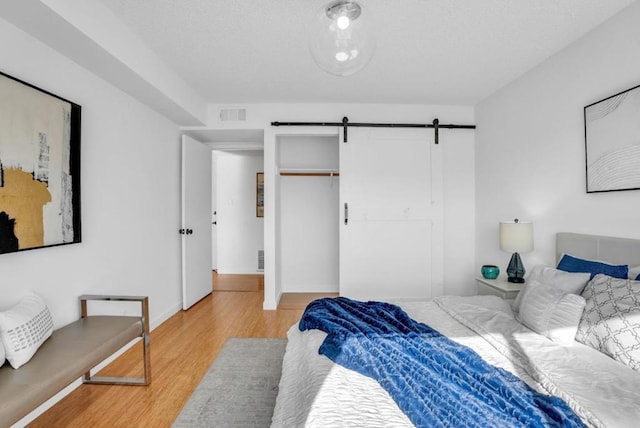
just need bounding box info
[576,274,640,370]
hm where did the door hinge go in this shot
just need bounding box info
[344,203,349,225]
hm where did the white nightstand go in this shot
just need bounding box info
[476,276,523,299]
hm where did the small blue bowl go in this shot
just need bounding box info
[481,265,500,279]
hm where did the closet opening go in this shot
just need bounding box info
[276,134,340,297]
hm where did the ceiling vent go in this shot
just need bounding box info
[219,107,247,122]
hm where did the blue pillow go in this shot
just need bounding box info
[636,273,640,281]
[557,254,628,279]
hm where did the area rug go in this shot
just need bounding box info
[173,338,287,428]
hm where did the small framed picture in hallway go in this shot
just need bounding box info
[256,172,264,217]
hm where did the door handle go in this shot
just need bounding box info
[344,203,348,225]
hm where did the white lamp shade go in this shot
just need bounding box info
[499,220,533,253]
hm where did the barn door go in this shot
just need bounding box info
[339,127,442,300]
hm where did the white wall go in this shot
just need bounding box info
[0,21,477,317]
[0,17,182,328]
[214,151,264,274]
[475,2,640,275]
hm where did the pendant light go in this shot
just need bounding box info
[309,0,376,76]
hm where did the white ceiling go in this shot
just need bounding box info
[97,0,635,106]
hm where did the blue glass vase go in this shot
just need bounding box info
[481,265,500,279]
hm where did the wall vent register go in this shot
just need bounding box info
[219,108,247,122]
[258,250,264,271]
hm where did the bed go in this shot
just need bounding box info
[271,233,640,427]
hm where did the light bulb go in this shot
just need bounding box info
[337,15,350,30]
[308,1,376,76]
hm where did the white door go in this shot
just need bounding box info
[211,152,218,271]
[181,135,213,310]
[339,127,442,301]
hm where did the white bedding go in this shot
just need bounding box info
[271,295,640,428]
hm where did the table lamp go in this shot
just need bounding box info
[499,219,533,283]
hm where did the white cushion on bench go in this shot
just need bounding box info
[0,293,54,369]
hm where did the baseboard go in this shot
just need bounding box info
[263,290,280,310]
[152,301,183,330]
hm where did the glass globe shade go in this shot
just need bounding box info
[308,1,376,77]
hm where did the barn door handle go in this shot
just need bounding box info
[344,203,349,225]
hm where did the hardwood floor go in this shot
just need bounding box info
[278,292,339,309]
[28,286,331,427]
[212,271,264,291]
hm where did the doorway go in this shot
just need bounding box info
[181,129,265,301]
[211,149,265,290]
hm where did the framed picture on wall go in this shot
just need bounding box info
[256,172,264,217]
[0,71,82,254]
[584,83,640,193]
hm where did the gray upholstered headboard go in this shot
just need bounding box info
[556,232,640,267]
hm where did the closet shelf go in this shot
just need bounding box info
[279,168,339,177]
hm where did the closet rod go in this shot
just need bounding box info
[280,172,339,177]
[271,117,476,144]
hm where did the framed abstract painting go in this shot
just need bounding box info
[0,71,81,254]
[584,84,640,193]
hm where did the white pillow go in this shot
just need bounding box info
[576,274,640,371]
[0,338,5,367]
[517,280,586,345]
[0,292,54,369]
[513,265,590,313]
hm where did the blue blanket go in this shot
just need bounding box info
[299,297,585,428]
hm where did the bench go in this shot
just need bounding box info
[0,295,150,427]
